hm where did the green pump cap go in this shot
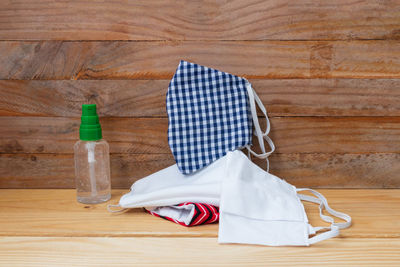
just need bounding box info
[79,104,102,141]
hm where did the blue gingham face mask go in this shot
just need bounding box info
[166,60,274,174]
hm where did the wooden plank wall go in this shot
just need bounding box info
[0,0,399,188]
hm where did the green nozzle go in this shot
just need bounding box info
[79,104,102,141]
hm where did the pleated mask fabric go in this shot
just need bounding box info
[218,151,352,246]
[110,151,351,246]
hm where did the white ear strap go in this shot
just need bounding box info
[244,80,275,171]
[107,204,127,213]
[297,188,352,244]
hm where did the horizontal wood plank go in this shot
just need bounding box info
[1,79,400,117]
[0,153,173,189]
[1,117,400,154]
[1,189,399,265]
[1,153,399,188]
[1,40,400,80]
[1,0,400,41]
[1,189,399,238]
[1,236,400,266]
[0,80,167,117]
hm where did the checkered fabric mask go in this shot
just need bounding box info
[166,60,275,174]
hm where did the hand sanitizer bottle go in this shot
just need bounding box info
[74,104,111,204]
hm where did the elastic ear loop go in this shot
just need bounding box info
[244,80,275,172]
[107,204,127,213]
[297,188,352,245]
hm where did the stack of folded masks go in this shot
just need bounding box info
[109,61,351,246]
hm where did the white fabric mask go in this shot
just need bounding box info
[109,150,351,246]
[219,151,351,246]
[114,155,226,209]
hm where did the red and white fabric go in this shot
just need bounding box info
[146,202,219,227]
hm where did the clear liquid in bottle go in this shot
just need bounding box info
[74,104,111,204]
[74,139,111,204]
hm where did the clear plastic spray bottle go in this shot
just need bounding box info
[74,104,111,204]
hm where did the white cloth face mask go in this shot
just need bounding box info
[218,151,351,246]
[109,154,228,210]
[110,150,351,246]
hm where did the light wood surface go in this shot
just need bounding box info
[1,79,400,117]
[1,0,399,41]
[0,189,399,238]
[2,153,400,188]
[1,237,400,267]
[0,189,399,266]
[2,41,400,80]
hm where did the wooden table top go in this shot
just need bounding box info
[0,189,399,266]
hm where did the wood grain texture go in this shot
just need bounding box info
[2,189,400,266]
[1,153,399,188]
[1,116,400,154]
[0,80,167,117]
[1,40,400,80]
[1,189,399,238]
[1,237,400,266]
[1,79,400,117]
[1,0,400,41]
[0,153,173,189]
